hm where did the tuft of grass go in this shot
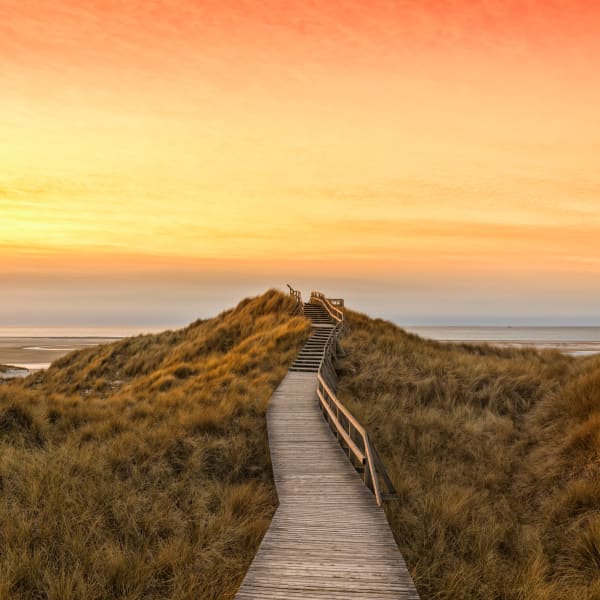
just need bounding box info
[0,404,45,448]
[336,309,600,599]
[0,290,310,600]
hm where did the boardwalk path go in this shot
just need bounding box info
[235,297,419,599]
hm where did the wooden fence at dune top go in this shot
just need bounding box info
[235,287,420,599]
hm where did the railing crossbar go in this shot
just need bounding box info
[318,374,364,437]
[317,388,366,464]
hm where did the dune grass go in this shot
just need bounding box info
[336,309,600,599]
[0,290,310,600]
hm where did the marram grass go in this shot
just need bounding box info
[0,290,310,600]
[336,309,600,600]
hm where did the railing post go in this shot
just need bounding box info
[364,455,372,489]
[287,284,304,315]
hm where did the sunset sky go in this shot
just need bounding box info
[2,1,600,327]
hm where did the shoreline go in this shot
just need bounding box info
[0,336,121,379]
[404,326,600,357]
[438,340,600,357]
[0,365,30,379]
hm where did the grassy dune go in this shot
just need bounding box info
[3,292,599,599]
[336,309,600,599]
[0,290,310,600]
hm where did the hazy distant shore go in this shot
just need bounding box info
[440,340,600,357]
[405,326,600,357]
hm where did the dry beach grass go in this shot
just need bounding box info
[0,290,309,600]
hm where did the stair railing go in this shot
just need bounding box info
[309,290,344,325]
[286,284,303,315]
[310,290,396,507]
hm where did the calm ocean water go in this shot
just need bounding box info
[2,325,599,378]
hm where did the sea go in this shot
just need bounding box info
[404,326,600,357]
[0,326,164,379]
[1,325,599,379]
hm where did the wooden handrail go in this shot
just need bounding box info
[317,388,366,463]
[311,289,395,507]
[317,372,384,506]
[318,373,365,436]
[287,284,303,315]
[310,291,344,324]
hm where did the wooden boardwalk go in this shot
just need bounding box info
[235,302,420,599]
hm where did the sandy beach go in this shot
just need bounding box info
[0,336,121,376]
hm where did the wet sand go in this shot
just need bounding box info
[0,337,121,375]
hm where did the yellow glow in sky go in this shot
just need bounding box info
[2,1,600,325]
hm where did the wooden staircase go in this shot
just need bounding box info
[303,302,335,325]
[289,303,336,373]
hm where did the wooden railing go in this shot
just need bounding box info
[287,283,303,315]
[310,289,396,507]
[309,290,344,324]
